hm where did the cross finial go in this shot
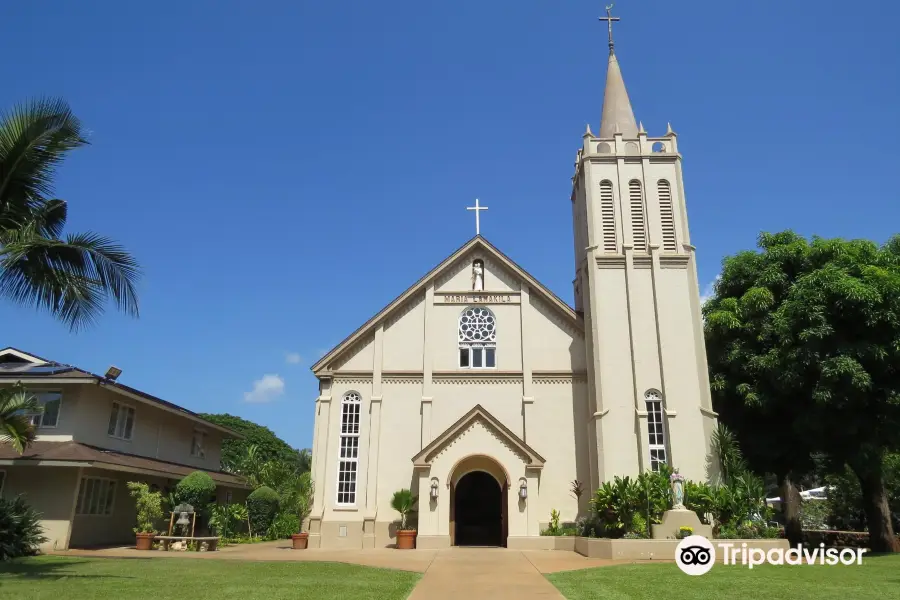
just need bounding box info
[598,4,620,54]
[466,198,489,236]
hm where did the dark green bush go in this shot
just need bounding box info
[175,471,217,512]
[0,495,47,560]
[267,511,300,540]
[247,486,279,535]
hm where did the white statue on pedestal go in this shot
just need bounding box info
[670,467,686,510]
[472,260,484,291]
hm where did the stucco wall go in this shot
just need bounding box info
[2,466,80,552]
[4,382,226,472]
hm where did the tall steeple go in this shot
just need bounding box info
[597,5,638,139]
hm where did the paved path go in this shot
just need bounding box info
[408,548,569,600]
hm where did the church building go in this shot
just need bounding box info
[307,16,717,550]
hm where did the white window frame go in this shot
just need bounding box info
[645,390,668,472]
[75,476,117,516]
[335,391,361,506]
[458,306,497,370]
[191,429,207,458]
[26,390,63,429]
[107,401,136,441]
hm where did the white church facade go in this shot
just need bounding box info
[307,23,718,550]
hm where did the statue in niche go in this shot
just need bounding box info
[472,259,484,291]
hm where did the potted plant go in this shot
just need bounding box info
[127,482,163,550]
[291,472,315,550]
[391,488,418,550]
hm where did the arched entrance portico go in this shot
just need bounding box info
[448,455,508,547]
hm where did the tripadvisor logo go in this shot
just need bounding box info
[675,535,866,576]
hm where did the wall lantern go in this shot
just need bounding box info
[519,479,528,500]
[430,478,439,500]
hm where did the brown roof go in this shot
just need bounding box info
[0,441,248,487]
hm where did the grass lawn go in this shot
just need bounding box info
[546,553,900,600]
[0,556,420,600]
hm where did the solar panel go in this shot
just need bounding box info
[0,363,73,375]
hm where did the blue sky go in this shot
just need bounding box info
[2,1,898,451]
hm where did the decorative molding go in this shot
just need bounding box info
[332,372,373,385]
[632,256,652,269]
[433,372,523,385]
[532,371,587,385]
[432,419,529,466]
[522,396,534,404]
[370,396,383,403]
[664,409,678,417]
[592,409,610,420]
[699,406,719,418]
[596,255,626,269]
[659,255,691,269]
[383,374,423,384]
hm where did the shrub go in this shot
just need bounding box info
[576,515,604,538]
[127,482,163,534]
[676,526,693,539]
[175,471,217,513]
[800,499,829,530]
[267,511,300,540]
[0,496,47,560]
[824,456,899,533]
[247,486,280,535]
[209,503,248,539]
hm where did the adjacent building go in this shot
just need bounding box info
[0,347,248,551]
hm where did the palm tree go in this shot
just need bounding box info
[0,385,39,453]
[0,97,140,331]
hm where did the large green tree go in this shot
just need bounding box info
[199,412,310,473]
[0,97,140,331]
[705,231,900,552]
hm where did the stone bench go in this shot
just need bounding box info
[155,536,220,551]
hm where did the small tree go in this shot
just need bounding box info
[127,482,163,534]
[247,486,279,535]
[296,472,314,532]
[391,489,417,530]
[175,471,216,513]
[0,496,47,560]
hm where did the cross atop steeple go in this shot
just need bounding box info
[598,4,620,54]
[466,198,489,236]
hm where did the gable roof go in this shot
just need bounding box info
[411,404,545,469]
[311,236,581,374]
[0,347,241,439]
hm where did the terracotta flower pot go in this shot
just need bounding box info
[135,532,155,551]
[396,530,416,550]
[291,532,309,550]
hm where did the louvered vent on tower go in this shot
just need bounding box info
[629,180,647,252]
[658,180,677,251]
[600,180,616,252]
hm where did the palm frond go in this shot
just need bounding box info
[0,227,140,331]
[0,386,39,453]
[0,97,87,215]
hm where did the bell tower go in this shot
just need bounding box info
[571,6,717,489]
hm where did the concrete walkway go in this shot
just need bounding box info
[409,548,570,599]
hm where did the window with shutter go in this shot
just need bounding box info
[658,180,677,252]
[599,180,616,252]
[629,180,647,252]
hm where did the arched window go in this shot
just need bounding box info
[599,180,616,252]
[629,180,647,252]
[645,390,667,472]
[336,391,361,505]
[458,306,497,369]
[658,180,677,252]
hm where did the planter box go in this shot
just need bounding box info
[507,536,576,551]
[573,537,789,561]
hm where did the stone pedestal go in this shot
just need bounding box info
[651,509,712,539]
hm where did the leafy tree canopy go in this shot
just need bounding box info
[199,413,309,473]
[704,230,900,552]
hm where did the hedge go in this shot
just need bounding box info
[247,486,280,535]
